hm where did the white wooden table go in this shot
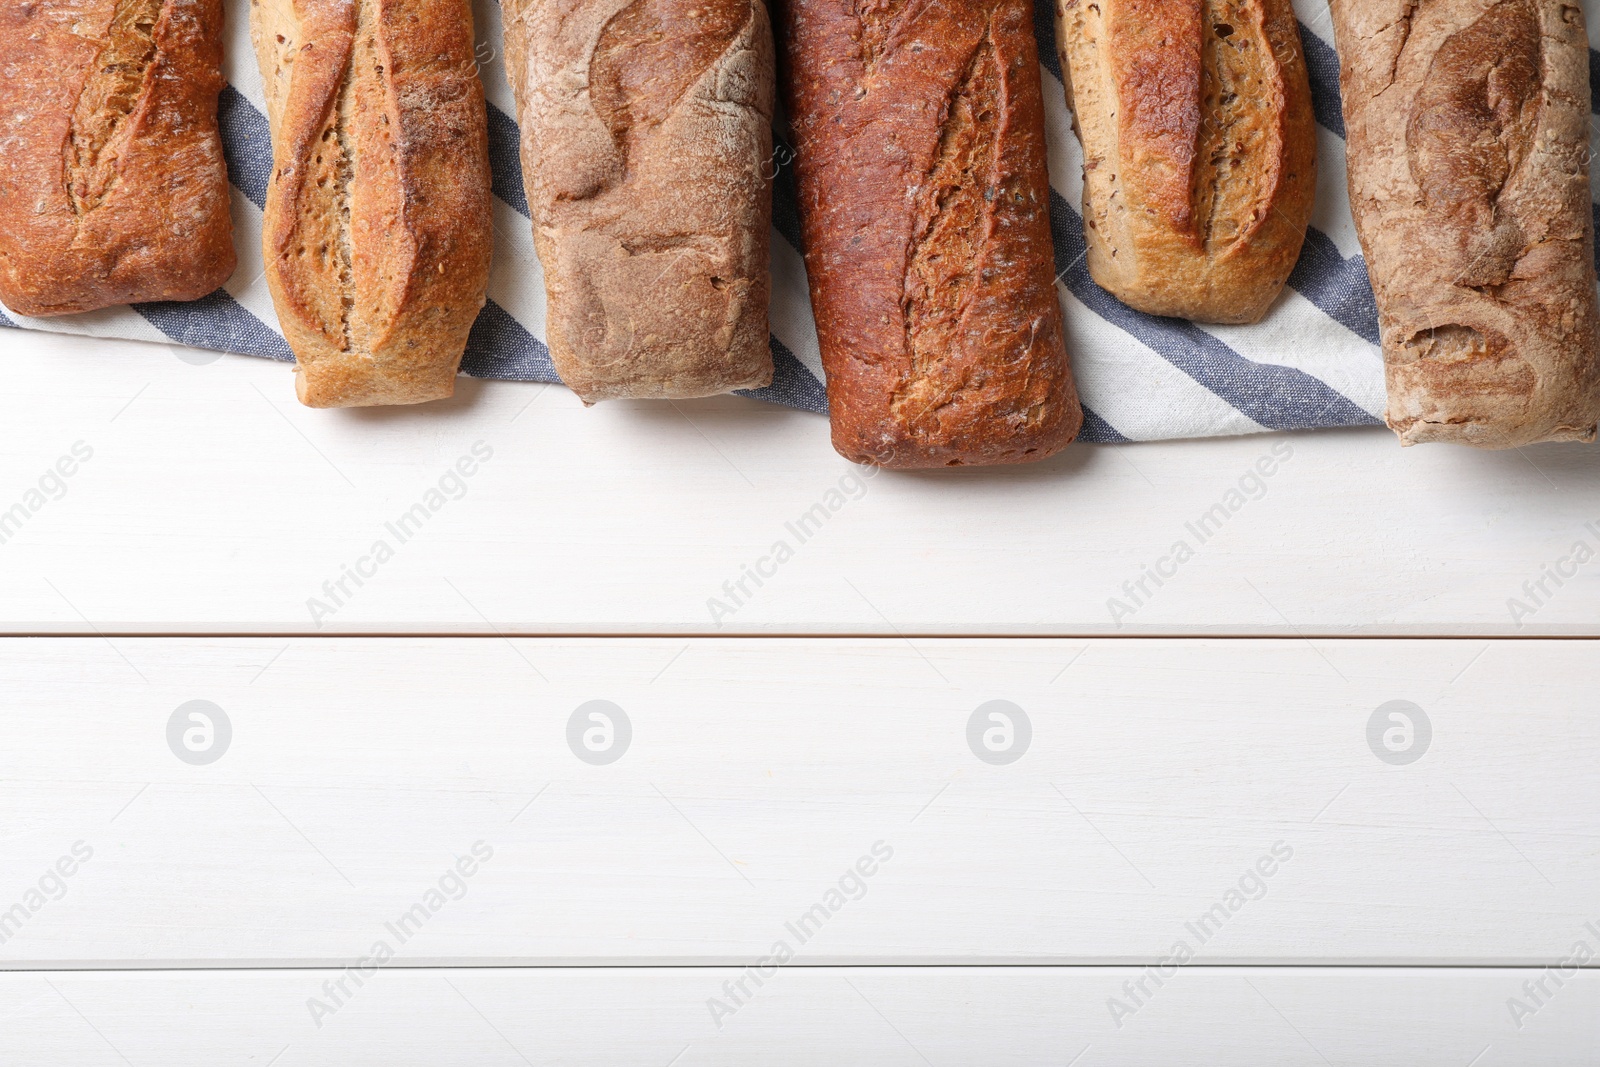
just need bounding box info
[1,330,1597,1065]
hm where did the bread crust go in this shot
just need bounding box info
[781,0,1082,468]
[1055,0,1317,324]
[501,0,776,403]
[253,0,493,408]
[0,0,235,317]
[1332,0,1600,447]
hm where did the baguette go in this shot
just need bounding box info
[1331,0,1600,447]
[501,0,776,402]
[1054,0,1316,324]
[252,0,492,407]
[781,0,1082,467]
[0,0,235,317]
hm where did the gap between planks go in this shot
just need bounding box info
[5,963,1599,972]
[3,632,1600,640]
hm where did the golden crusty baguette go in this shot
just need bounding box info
[252,0,492,407]
[1054,0,1317,324]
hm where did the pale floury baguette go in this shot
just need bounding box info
[1331,0,1600,447]
[251,0,492,407]
[0,0,235,316]
[1054,0,1317,324]
[500,0,775,402]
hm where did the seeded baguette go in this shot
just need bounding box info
[781,0,1082,467]
[0,0,235,317]
[252,0,492,407]
[1331,0,1600,447]
[500,0,776,402]
[1054,0,1316,324]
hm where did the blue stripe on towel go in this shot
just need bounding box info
[1288,228,1381,345]
[460,298,557,381]
[5,12,1400,441]
[486,102,532,217]
[1031,2,1381,407]
[219,86,273,210]
[1298,22,1347,139]
[136,289,295,361]
[1078,406,1130,444]
[770,131,806,255]
[1048,189,1380,429]
[737,335,829,412]
[1034,0,1065,84]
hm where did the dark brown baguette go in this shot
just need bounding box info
[252,0,492,408]
[0,0,235,317]
[780,0,1082,468]
[501,0,776,402]
[1331,0,1600,447]
[1054,0,1316,324]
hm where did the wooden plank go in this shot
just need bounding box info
[3,333,1600,635]
[1,638,1594,965]
[1,967,1594,1066]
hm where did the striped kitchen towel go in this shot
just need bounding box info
[2,0,1594,441]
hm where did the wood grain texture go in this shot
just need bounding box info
[4,332,1600,633]
[0,638,1594,965]
[1,968,1595,1065]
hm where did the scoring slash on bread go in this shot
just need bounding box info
[500,0,776,402]
[251,0,493,408]
[1331,0,1600,448]
[781,0,1083,468]
[0,0,236,317]
[1053,0,1317,324]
